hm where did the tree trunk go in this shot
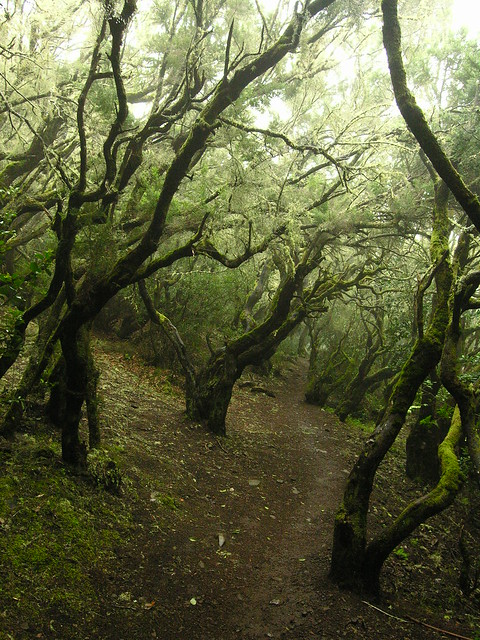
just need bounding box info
[47,356,67,427]
[329,331,444,590]
[336,367,394,422]
[59,324,92,469]
[405,373,448,484]
[85,330,100,449]
[330,179,452,591]
[186,349,239,436]
[329,328,444,590]
[305,341,350,407]
[440,273,480,488]
[0,290,65,437]
[362,406,463,593]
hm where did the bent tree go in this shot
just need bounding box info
[330,171,454,592]
[0,0,340,466]
[382,0,480,488]
[334,306,395,422]
[141,226,376,435]
[330,0,480,593]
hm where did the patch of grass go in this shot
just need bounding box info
[0,433,133,639]
[345,415,375,433]
[156,493,181,510]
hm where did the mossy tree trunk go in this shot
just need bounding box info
[362,406,463,592]
[189,264,371,434]
[405,372,448,484]
[59,324,93,469]
[0,289,65,437]
[382,0,480,233]
[142,253,371,435]
[142,275,297,437]
[186,349,240,436]
[440,266,480,488]
[329,324,448,591]
[330,179,452,592]
[335,311,394,422]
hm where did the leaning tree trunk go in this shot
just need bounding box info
[336,366,394,423]
[330,179,452,592]
[305,336,350,406]
[329,322,448,591]
[0,289,65,437]
[440,270,480,488]
[361,405,463,593]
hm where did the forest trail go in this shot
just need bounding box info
[87,348,466,640]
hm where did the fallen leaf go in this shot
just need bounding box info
[218,533,225,548]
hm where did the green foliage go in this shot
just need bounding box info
[436,403,453,421]
[419,414,436,428]
[0,307,23,357]
[0,204,17,252]
[393,546,409,561]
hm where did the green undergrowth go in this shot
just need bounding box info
[0,432,134,640]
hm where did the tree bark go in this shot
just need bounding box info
[186,349,239,436]
[305,330,350,406]
[59,324,94,469]
[0,289,65,437]
[336,366,394,422]
[405,373,449,484]
[362,406,463,593]
[329,327,447,590]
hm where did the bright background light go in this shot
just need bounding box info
[451,0,480,36]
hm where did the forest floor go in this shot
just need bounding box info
[1,338,479,640]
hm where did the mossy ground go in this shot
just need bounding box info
[0,430,133,640]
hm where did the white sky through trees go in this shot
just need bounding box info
[451,0,480,35]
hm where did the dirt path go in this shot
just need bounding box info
[90,351,473,640]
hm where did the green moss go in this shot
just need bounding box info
[436,406,463,491]
[0,434,133,639]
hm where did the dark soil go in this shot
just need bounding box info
[1,343,479,639]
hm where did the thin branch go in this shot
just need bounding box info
[102,0,137,188]
[76,15,108,191]
[223,19,235,79]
